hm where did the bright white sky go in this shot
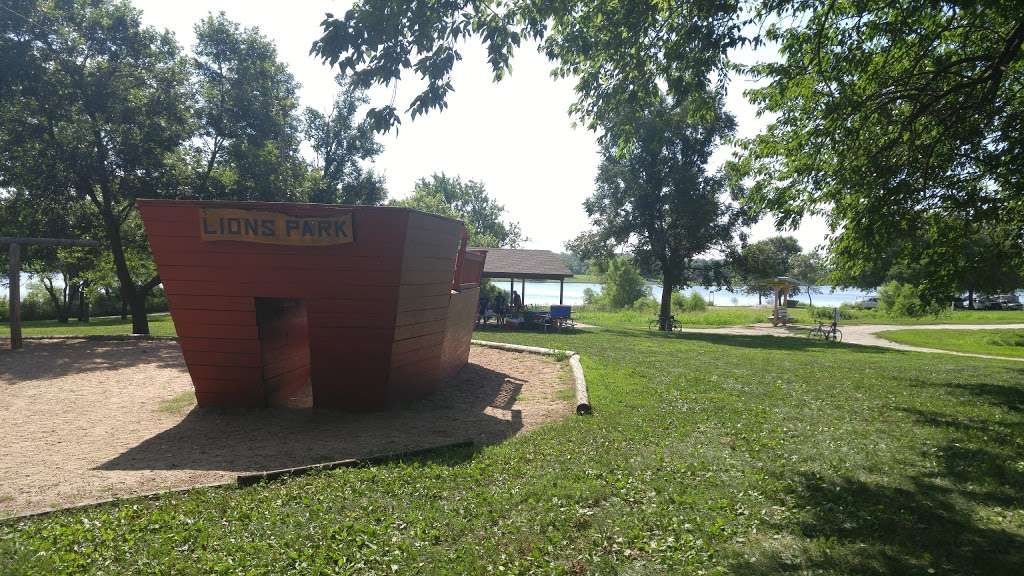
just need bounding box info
[133,0,829,253]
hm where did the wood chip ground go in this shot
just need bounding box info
[0,340,573,517]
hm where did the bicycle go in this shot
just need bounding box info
[807,321,843,342]
[648,314,682,332]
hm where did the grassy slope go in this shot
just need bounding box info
[575,306,1024,328]
[4,321,1024,574]
[878,328,1024,359]
[1,314,177,338]
[3,308,1023,339]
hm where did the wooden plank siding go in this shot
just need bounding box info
[138,199,483,411]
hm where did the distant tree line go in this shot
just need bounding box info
[1,1,389,332]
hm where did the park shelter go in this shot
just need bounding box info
[472,248,574,305]
[763,276,799,326]
[137,200,486,411]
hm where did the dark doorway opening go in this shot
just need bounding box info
[255,298,312,408]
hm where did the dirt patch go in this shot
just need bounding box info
[0,340,573,517]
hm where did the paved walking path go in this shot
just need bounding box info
[675,323,1024,362]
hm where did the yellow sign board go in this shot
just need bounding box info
[199,208,354,246]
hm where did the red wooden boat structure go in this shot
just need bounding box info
[137,200,487,411]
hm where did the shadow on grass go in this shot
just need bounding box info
[597,326,892,354]
[734,471,1024,575]
[99,362,525,472]
[473,323,587,336]
[0,338,186,382]
[733,397,1024,574]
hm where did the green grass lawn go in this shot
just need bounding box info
[4,307,1021,340]
[4,317,1024,574]
[838,308,1024,326]
[574,305,796,328]
[1,313,177,338]
[575,305,1024,329]
[877,328,1024,359]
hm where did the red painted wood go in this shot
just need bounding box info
[178,337,260,354]
[167,295,255,311]
[181,349,261,367]
[169,309,257,326]
[138,199,484,410]
[158,265,403,286]
[397,294,452,312]
[256,298,310,408]
[394,318,448,341]
[390,332,446,356]
[154,251,404,272]
[394,306,450,326]
[175,323,259,340]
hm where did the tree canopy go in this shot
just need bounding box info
[736,0,1024,300]
[303,74,387,205]
[311,0,741,134]
[191,12,308,201]
[1,1,389,332]
[1,0,192,333]
[391,173,524,248]
[576,94,748,328]
[311,0,1024,297]
[734,235,802,302]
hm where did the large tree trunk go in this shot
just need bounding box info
[78,280,90,322]
[41,278,69,323]
[659,268,677,331]
[65,282,80,322]
[100,207,150,334]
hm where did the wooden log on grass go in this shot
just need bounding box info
[569,353,592,415]
[471,339,592,415]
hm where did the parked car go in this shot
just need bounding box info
[974,293,1023,310]
[854,296,880,309]
[993,294,1022,311]
[974,295,994,309]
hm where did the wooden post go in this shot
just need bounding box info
[559,278,564,305]
[1,237,100,350]
[8,243,21,350]
[521,278,526,308]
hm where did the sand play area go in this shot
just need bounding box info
[0,339,573,517]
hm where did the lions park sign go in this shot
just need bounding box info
[199,208,354,246]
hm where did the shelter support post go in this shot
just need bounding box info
[559,279,564,305]
[8,243,21,350]
[1,237,101,351]
[521,278,525,307]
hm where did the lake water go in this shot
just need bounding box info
[495,279,872,307]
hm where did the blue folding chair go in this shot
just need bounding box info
[545,305,575,331]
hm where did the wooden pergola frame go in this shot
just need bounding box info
[2,237,101,350]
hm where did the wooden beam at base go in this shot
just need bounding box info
[236,440,475,486]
